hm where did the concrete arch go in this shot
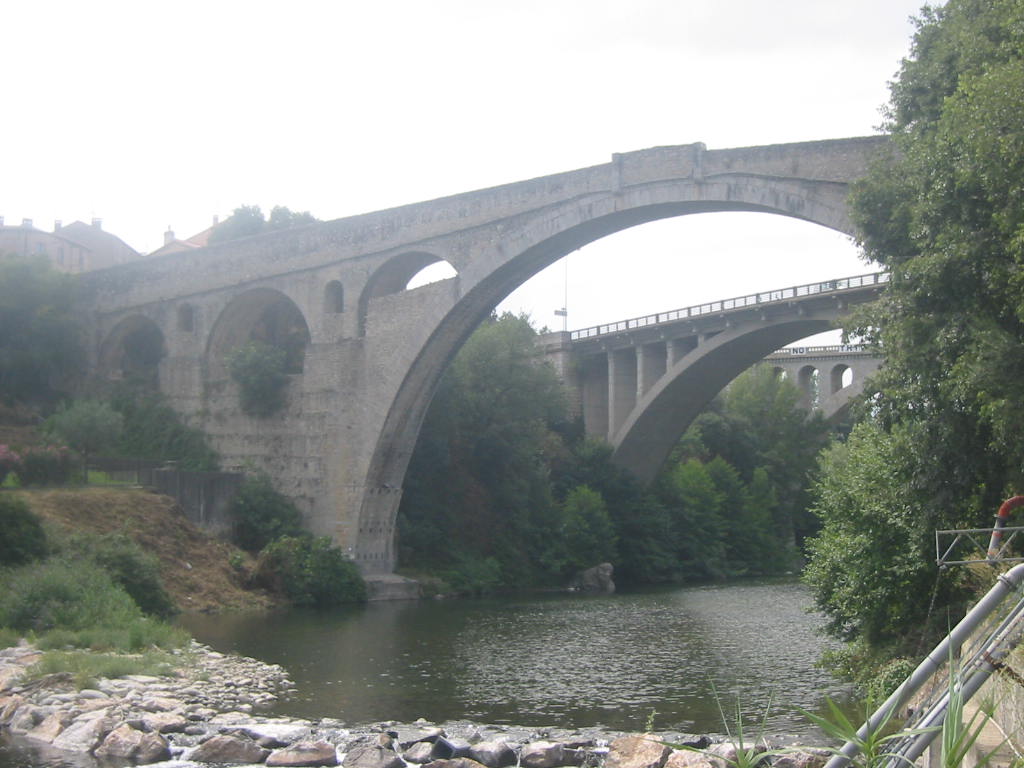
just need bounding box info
[611,317,833,484]
[357,251,457,336]
[829,363,852,394]
[363,175,854,495]
[206,288,311,380]
[98,314,166,389]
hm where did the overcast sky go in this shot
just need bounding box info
[3,1,928,341]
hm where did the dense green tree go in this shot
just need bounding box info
[226,340,290,417]
[208,205,318,244]
[44,400,123,480]
[561,485,618,574]
[0,255,84,405]
[807,0,1024,672]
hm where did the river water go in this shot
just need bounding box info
[0,578,853,767]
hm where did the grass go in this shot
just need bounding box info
[24,648,179,690]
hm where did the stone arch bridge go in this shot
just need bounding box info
[79,135,890,574]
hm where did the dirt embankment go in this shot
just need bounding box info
[15,488,276,614]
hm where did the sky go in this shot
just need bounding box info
[2,1,929,342]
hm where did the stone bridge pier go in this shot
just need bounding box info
[79,135,891,575]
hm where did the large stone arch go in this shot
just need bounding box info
[206,288,312,380]
[362,171,856,497]
[98,314,166,389]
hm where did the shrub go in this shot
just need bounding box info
[0,558,141,634]
[230,473,304,552]
[26,648,178,689]
[108,388,219,471]
[226,341,289,417]
[63,532,176,618]
[17,445,74,486]
[0,495,47,566]
[254,535,366,607]
[0,445,21,486]
[44,400,123,471]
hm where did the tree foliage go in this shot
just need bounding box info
[226,340,290,417]
[208,205,317,245]
[44,400,123,467]
[0,255,84,405]
[230,473,305,553]
[807,0,1024,669]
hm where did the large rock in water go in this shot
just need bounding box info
[191,733,271,764]
[572,563,616,593]
[267,740,340,766]
[94,723,171,764]
[604,735,670,768]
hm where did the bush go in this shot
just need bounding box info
[0,445,21,486]
[226,341,289,417]
[254,535,366,607]
[0,495,47,566]
[63,532,176,618]
[0,558,141,634]
[108,389,220,471]
[17,445,74,486]
[230,473,304,552]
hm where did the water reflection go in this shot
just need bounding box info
[180,578,852,738]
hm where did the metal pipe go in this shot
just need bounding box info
[823,561,1024,768]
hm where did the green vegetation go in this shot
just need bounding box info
[0,255,84,407]
[44,399,123,480]
[805,0,1024,687]
[107,388,220,470]
[254,535,367,607]
[226,340,290,417]
[0,494,47,565]
[15,445,75,486]
[399,314,827,593]
[208,204,318,245]
[230,473,305,552]
[24,648,179,690]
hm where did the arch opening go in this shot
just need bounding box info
[358,251,458,336]
[207,288,311,379]
[831,364,853,393]
[99,315,166,390]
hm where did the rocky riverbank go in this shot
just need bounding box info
[0,641,829,768]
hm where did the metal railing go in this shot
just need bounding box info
[768,344,871,356]
[569,272,889,341]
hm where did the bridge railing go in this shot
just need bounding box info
[768,344,872,356]
[569,271,889,341]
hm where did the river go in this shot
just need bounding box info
[0,578,853,766]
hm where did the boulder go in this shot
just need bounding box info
[771,748,830,768]
[94,723,171,764]
[343,740,405,768]
[571,563,615,593]
[432,736,473,759]
[26,711,73,743]
[267,740,340,767]
[604,735,671,768]
[468,740,517,768]
[519,740,565,768]
[404,741,438,763]
[423,759,491,768]
[140,710,189,734]
[191,733,271,764]
[51,715,112,754]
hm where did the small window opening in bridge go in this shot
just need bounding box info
[177,304,195,333]
[772,366,787,381]
[798,365,820,407]
[831,364,853,393]
[325,281,344,313]
[406,260,457,289]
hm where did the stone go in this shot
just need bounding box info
[51,715,112,754]
[267,740,341,766]
[236,721,313,746]
[432,736,473,759]
[423,759,491,768]
[8,703,41,733]
[519,740,566,768]
[604,735,671,768]
[26,711,72,743]
[94,723,172,764]
[191,733,271,764]
[769,748,830,768]
[141,710,189,733]
[404,741,438,763]
[664,750,719,768]
[138,695,182,712]
[572,563,616,593]
[468,740,517,768]
[398,726,446,748]
[343,740,405,768]
[0,694,25,723]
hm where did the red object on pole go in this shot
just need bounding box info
[986,495,1024,561]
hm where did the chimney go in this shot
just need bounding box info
[91,217,102,230]
[54,219,62,231]
[22,218,33,229]
[164,228,175,245]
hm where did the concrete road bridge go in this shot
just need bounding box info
[539,273,886,483]
[79,135,891,574]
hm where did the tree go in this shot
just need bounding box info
[226,340,290,417]
[44,399,123,480]
[0,255,84,405]
[208,205,318,244]
[807,0,1024,669]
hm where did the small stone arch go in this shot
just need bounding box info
[797,364,820,406]
[829,363,852,394]
[325,280,344,314]
[98,314,166,389]
[358,251,458,335]
[177,303,196,333]
[207,288,311,380]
